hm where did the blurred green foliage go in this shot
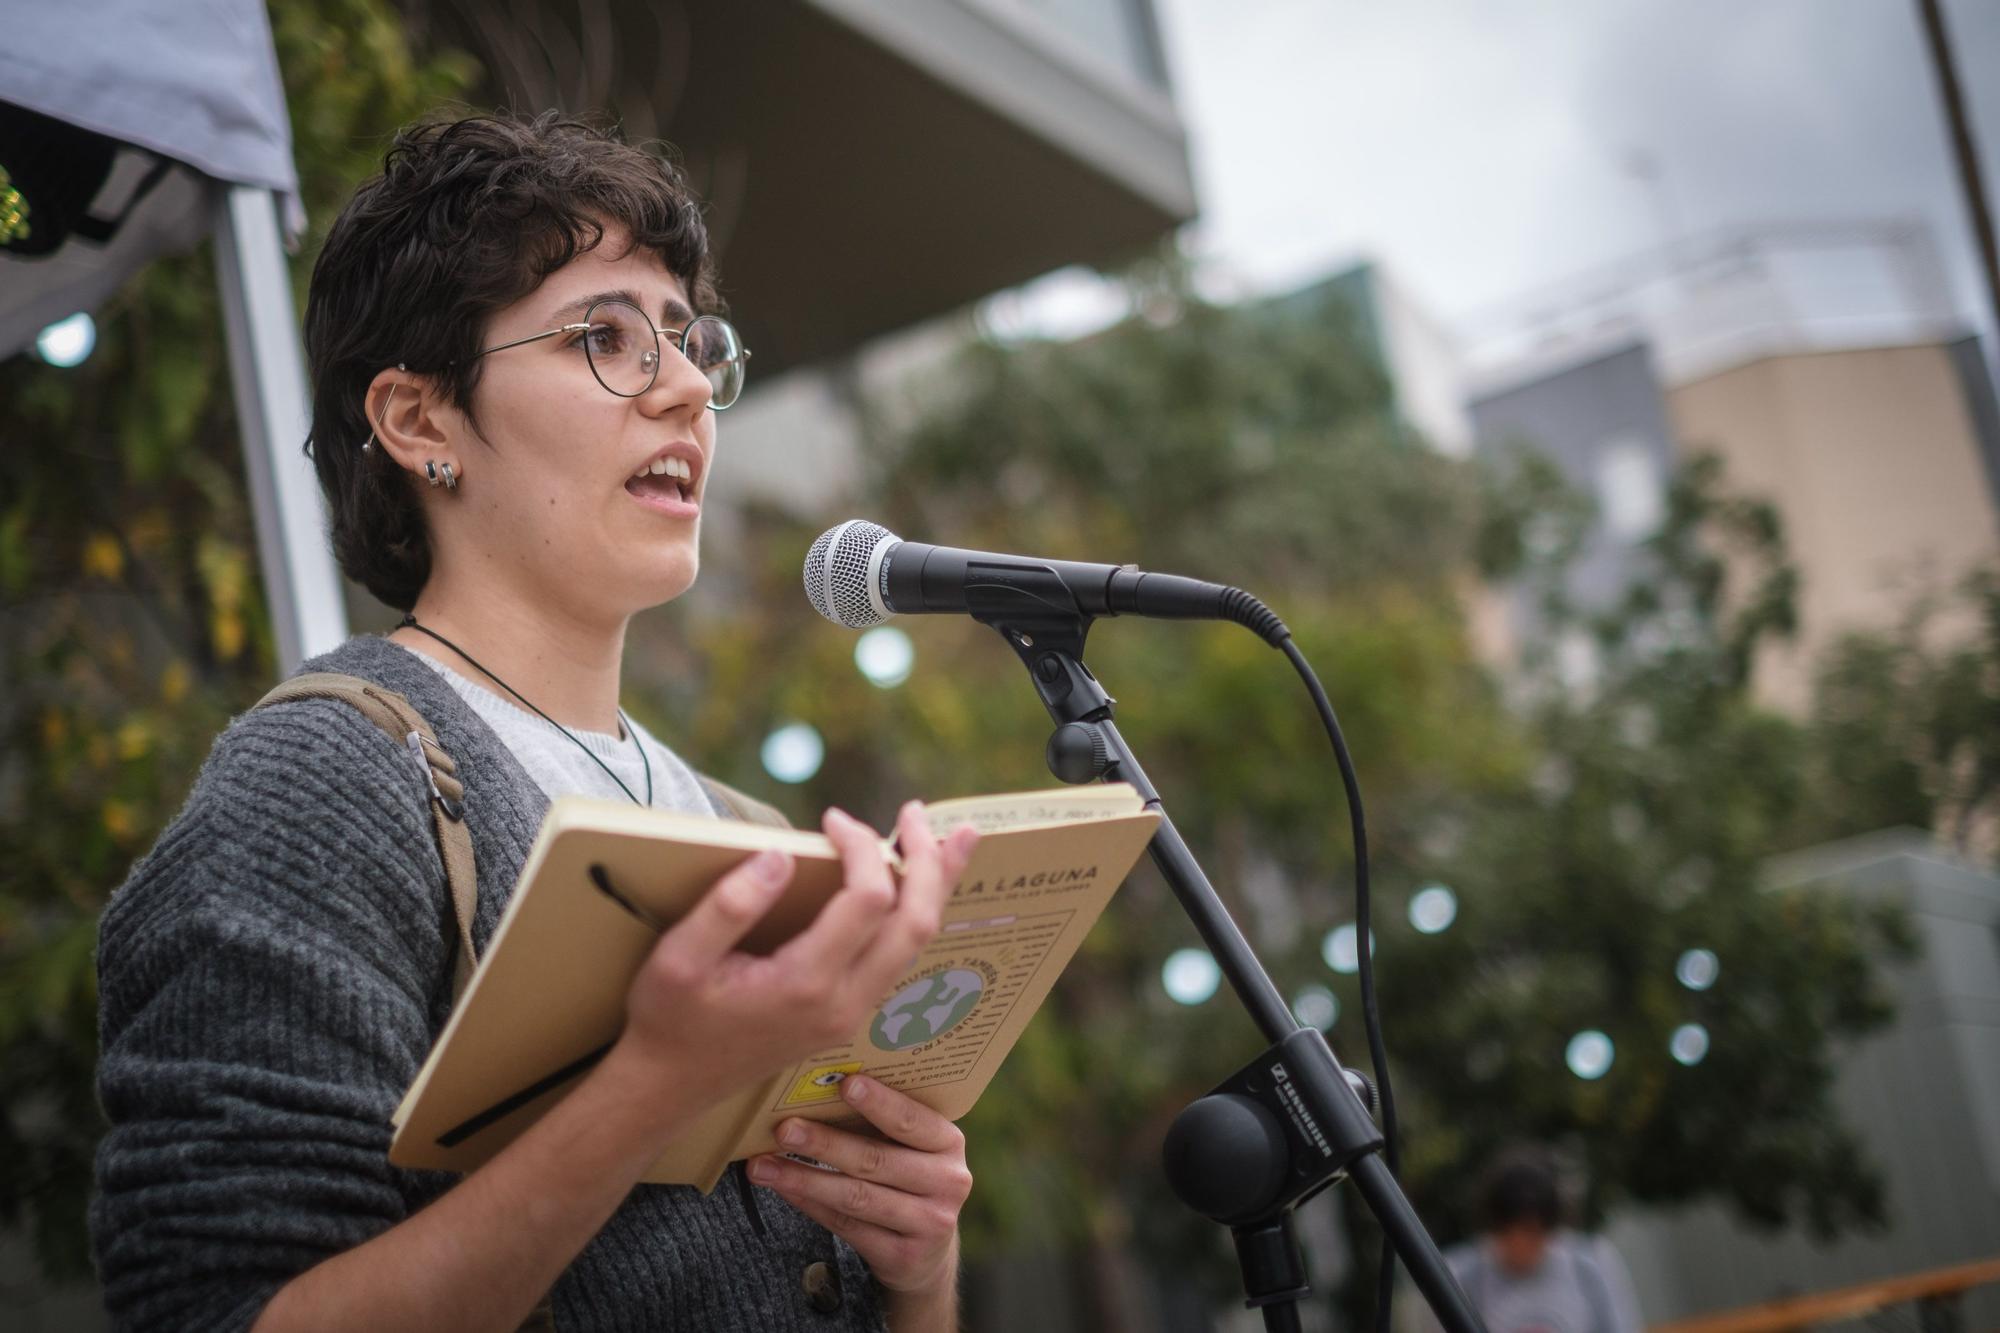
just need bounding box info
[1801,566,2000,858]
[0,0,472,1280]
[661,270,1970,1326]
[1386,449,1920,1250]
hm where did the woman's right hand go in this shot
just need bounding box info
[607,802,979,1116]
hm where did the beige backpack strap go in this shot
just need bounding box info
[252,672,480,1002]
[697,773,793,829]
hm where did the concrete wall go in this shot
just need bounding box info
[1608,833,2000,1329]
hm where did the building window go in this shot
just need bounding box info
[1596,435,1664,539]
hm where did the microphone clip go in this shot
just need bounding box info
[978,610,1125,779]
[970,599,1122,785]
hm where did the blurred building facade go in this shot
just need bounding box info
[1666,337,2000,708]
[1269,261,1474,458]
[1463,340,1680,685]
[1459,220,2000,711]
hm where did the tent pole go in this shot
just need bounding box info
[213,183,348,672]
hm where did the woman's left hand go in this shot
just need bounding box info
[748,1073,970,1300]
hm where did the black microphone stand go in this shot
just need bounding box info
[956,577,1485,1333]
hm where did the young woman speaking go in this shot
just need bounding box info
[92,112,979,1333]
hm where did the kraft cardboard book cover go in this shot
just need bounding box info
[389,785,1161,1192]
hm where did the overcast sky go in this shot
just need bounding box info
[1103,0,2000,345]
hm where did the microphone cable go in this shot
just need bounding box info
[1226,589,1402,1333]
[1279,632,1399,1333]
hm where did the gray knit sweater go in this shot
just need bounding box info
[92,635,889,1332]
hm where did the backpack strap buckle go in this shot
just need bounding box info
[406,731,466,820]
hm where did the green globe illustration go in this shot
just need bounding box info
[870,968,985,1052]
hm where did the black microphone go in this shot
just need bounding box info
[802,519,1289,645]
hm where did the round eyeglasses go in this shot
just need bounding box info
[468,298,752,409]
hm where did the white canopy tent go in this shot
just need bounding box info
[2,0,346,670]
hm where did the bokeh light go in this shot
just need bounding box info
[760,722,824,784]
[1675,948,1720,991]
[1409,883,1458,934]
[1670,1023,1711,1066]
[1292,983,1338,1030]
[1162,948,1222,1005]
[36,312,96,368]
[1321,922,1375,974]
[854,626,915,688]
[1566,1029,1615,1080]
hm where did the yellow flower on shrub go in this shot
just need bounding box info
[83,533,124,581]
[102,799,138,844]
[160,660,192,704]
[116,719,152,760]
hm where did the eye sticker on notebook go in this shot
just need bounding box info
[782,1062,864,1106]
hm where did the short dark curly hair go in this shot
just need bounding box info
[302,111,720,611]
[1479,1147,1563,1231]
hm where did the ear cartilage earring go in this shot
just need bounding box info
[425,460,441,487]
[440,462,457,491]
[362,365,407,455]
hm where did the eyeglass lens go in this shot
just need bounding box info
[584,299,746,407]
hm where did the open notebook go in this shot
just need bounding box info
[389,784,1161,1191]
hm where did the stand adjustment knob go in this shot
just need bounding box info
[1046,722,1111,784]
[1344,1069,1377,1116]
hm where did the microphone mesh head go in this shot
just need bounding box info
[803,527,840,621]
[803,519,898,628]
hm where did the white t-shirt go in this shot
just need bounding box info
[399,644,715,815]
[1435,1233,1643,1333]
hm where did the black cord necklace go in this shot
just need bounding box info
[398,612,654,807]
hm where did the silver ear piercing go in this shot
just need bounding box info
[361,364,408,454]
[440,462,457,491]
[425,460,441,486]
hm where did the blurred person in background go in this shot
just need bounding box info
[88,111,977,1333]
[1428,1147,1643,1333]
